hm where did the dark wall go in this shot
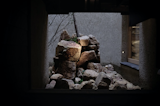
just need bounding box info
[2,0,30,92]
[31,0,48,89]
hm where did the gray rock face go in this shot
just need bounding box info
[88,34,99,45]
[59,30,70,42]
[87,62,104,73]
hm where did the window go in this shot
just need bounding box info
[128,24,140,65]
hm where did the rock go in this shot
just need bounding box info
[94,72,111,89]
[59,30,70,41]
[62,78,75,89]
[54,79,69,89]
[83,69,99,78]
[75,77,81,84]
[45,80,56,89]
[77,50,97,67]
[57,60,76,79]
[73,79,95,90]
[77,68,85,77]
[50,74,63,80]
[88,34,99,45]
[105,64,114,71]
[56,40,82,62]
[109,77,141,90]
[77,36,90,46]
[87,62,103,73]
[87,45,97,51]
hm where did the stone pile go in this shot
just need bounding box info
[46,30,141,90]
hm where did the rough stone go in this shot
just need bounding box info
[105,64,114,71]
[59,30,70,42]
[56,40,82,62]
[94,72,111,89]
[83,69,99,78]
[73,79,95,90]
[88,34,99,45]
[50,74,63,80]
[87,62,103,73]
[77,36,90,46]
[62,78,75,89]
[77,50,97,67]
[75,77,81,84]
[87,45,97,51]
[57,60,76,79]
[45,80,56,89]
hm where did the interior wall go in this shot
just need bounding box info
[31,0,49,89]
[139,18,160,89]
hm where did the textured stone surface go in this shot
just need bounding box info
[87,62,104,73]
[56,60,76,79]
[59,30,70,41]
[77,36,90,46]
[56,40,82,62]
[50,74,63,80]
[77,50,97,67]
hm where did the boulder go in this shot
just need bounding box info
[82,69,99,81]
[56,60,76,79]
[87,62,103,73]
[88,34,99,45]
[77,50,97,67]
[56,40,82,62]
[77,36,90,46]
[45,80,56,89]
[59,30,70,41]
[62,78,75,89]
[50,74,63,80]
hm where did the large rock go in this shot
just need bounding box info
[77,36,90,46]
[87,62,104,73]
[56,60,76,79]
[59,30,70,41]
[56,40,82,62]
[88,34,99,45]
[77,50,97,67]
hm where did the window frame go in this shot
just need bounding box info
[128,26,139,65]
